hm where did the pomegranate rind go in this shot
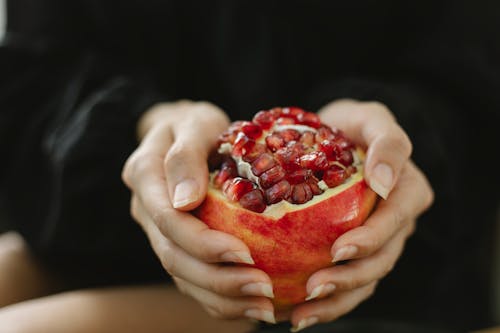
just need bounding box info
[196,166,377,309]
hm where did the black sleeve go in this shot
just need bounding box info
[306,2,500,329]
[0,0,167,286]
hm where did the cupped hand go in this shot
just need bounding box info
[122,101,276,324]
[286,99,434,332]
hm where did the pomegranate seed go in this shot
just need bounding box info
[333,135,355,150]
[241,122,263,140]
[278,129,301,143]
[266,134,285,152]
[242,143,268,163]
[223,177,255,201]
[290,183,313,204]
[251,153,277,176]
[265,180,291,204]
[319,140,342,160]
[239,189,266,213]
[275,145,302,171]
[286,141,307,158]
[323,166,347,188]
[213,169,234,188]
[282,106,304,120]
[216,107,359,207]
[232,133,255,157]
[275,117,295,125]
[253,111,275,130]
[218,131,238,145]
[345,165,357,177]
[269,107,283,118]
[300,131,315,147]
[296,112,321,128]
[287,169,312,184]
[338,150,354,166]
[315,126,335,143]
[213,158,238,188]
[306,177,323,195]
[259,165,286,188]
[299,151,329,171]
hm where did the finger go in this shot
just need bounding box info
[165,103,230,211]
[290,282,378,332]
[330,161,433,262]
[174,277,276,324]
[131,191,254,265]
[121,121,173,190]
[133,198,273,298]
[319,100,413,199]
[306,222,413,300]
[124,104,254,264]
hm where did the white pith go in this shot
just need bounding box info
[209,162,364,219]
[212,141,366,219]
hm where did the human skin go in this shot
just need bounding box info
[121,99,434,331]
[0,232,254,333]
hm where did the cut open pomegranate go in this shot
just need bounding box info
[212,107,364,212]
[196,107,377,309]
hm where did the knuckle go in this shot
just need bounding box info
[207,301,235,320]
[150,206,174,225]
[423,183,435,211]
[153,209,177,237]
[130,197,140,222]
[164,142,193,167]
[122,151,147,188]
[364,101,395,121]
[194,230,222,262]
[410,164,435,214]
[384,131,413,160]
[389,206,405,231]
[130,152,161,181]
[193,103,230,130]
[380,261,395,277]
[366,283,378,298]
[361,225,384,253]
[401,131,414,158]
[394,129,413,158]
[207,269,228,295]
[407,220,417,236]
[121,158,134,188]
[205,305,223,319]
[173,277,188,295]
[340,272,363,291]
[159,240,178,276]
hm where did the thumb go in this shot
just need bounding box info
[165,104,229,211]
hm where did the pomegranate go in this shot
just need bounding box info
[196,107,377,309]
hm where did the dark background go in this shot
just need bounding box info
[0,1,499,331]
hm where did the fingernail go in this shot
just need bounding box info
[244,309,276,324]
[220,251,255,265]
[305,283,336,301]
[370,163,393,199]
[241,282,274,298]
[332,245,358,263]
[290,317,319,332]
[173,179,199,208]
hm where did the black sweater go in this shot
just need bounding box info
[0,0,499,331]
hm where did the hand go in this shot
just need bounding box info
[122,101,276,324]
[286,99,434,331]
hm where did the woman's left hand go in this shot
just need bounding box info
[284,100,434,331]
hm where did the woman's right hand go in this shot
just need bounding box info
[121,100,276,324]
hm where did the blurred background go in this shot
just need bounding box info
[0,0,4,40]
[0,0,498,330]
